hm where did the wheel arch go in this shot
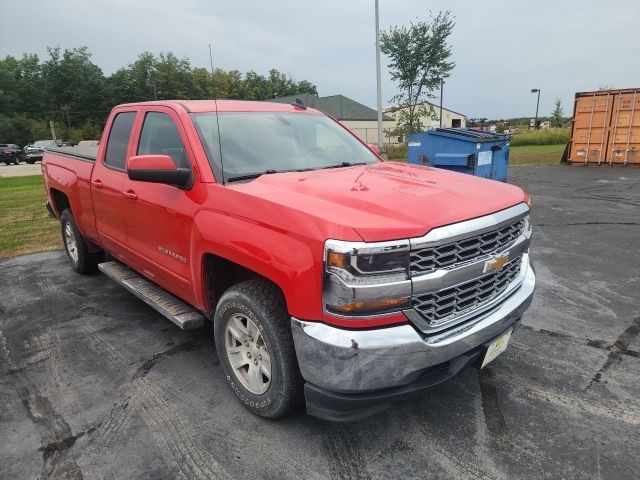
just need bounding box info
[201,253,289,316]
[50,188,70,218]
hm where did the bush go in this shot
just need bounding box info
[385,144,407,160]
[510,128,570,146]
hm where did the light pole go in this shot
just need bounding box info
[438,78,444,128]
[374,0,384,152]
[531,88,541,129]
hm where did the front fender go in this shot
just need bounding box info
[191,209,323,320]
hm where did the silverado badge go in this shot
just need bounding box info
[484,253,509,273]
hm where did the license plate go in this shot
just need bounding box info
[481,329,512,368]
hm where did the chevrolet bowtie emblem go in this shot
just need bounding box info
[485,253,509,272]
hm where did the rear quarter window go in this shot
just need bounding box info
[104,112,136,170]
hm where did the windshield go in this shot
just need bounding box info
[192,112,379,182]
[33,140,56,147]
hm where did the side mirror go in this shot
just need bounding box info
[127,155,192,188]
[367,143,380,155]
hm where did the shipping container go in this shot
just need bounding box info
[568,88,640,165]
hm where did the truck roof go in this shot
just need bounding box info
[118,100,321,114]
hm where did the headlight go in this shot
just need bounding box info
[323,239,411,316]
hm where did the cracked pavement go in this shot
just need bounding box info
[1,166,639,479]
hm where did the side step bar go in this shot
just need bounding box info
[98,261,206,330]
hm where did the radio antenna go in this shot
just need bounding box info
[208,43,215,98]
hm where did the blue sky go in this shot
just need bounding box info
[1,0,638,119]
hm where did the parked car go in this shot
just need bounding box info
[77,140,100,148]
[42,100,535,421]
[24,140,57,163]
[58,140,78,147]
[0,144,22,165]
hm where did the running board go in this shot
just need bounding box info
[98,261,205,330]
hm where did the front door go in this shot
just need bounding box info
[91,110,137,255]
[122,108,196,302]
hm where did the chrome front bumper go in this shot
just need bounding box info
[291,256,535,394]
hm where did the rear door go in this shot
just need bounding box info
[91,110,138,255]
[122,107,197,301]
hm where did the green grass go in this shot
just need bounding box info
[385,142,565,166]
[0,175,61,259]
[510,128,570,146]
[509,144,565,166]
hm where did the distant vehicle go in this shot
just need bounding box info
[0,144,23,165]
[24,140,57,164]
[77,140,100,148]
[59,140,78,147]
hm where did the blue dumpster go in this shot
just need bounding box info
[407,128,512,182]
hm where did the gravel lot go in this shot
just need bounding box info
[1,166,639,480]
[0,161,42,178]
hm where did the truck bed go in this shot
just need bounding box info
[48,145,98,162]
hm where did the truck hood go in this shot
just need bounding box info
[229,162,528,242]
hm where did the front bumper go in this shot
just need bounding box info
[291,257,535,420]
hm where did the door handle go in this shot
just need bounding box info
[123,190,138,200]
[91,179,103,188]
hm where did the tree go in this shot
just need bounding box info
[551,98,565,128]
[381,11,455,137]
[41,47,107,131]
[0,47,319,143]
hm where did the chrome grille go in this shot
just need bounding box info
[410,218,525,275]
[412,257,522,326]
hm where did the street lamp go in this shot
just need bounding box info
[531,88,541,129]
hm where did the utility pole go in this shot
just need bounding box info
[374,0,384,152]
[209,44,215,98]
[50,121,57,143]
[60,105,71,134]
[146,71,158,101]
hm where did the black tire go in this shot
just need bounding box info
[214,279,303,418]
[60,209,104,274]
[26,159,35,164]
[13,156,20,165]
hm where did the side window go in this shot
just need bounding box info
[104,112,136,170]
[138,112,189,169]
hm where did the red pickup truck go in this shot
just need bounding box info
[42,100,535,421]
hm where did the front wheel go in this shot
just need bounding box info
[60,209,104,274]
[214,279,303,418]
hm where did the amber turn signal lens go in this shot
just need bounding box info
[327,251,348,268]
[328,296,410,315]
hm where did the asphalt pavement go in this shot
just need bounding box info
[1,166,639,479]
[0,161,42,178]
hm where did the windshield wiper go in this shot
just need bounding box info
[226,170,278,182]
[226,168,316,183]
[318,161,367,170]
